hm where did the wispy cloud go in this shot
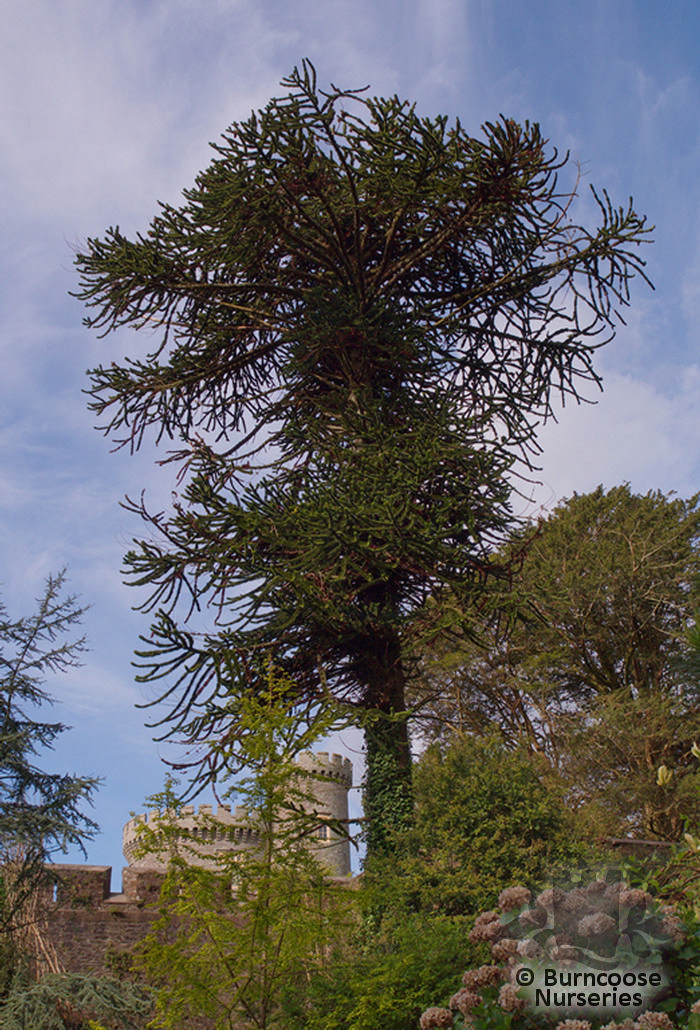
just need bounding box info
[530,364,700,514]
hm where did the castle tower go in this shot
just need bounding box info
[122,751,353,878]
[296,751,353,878]
[122,802,260,873]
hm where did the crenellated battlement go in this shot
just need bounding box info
[122,803,262,868]
[29,751,352,983]
[122,751,352,877]
[296,751,353,787]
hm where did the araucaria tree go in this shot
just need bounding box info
[74,62,651,857]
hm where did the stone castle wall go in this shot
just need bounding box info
[33,751,353,977]
[123,750,352,878]
[35,865,164,978]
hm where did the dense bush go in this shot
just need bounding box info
[282,911,485,1030]
[283,735,597,1030]
[367,735,595,917]
[0,973,152,1030]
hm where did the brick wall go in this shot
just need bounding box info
[36,864,164,977]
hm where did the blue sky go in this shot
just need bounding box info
[2,0,700,880]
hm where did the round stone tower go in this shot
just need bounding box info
[122,750,352,878]
[122,802,260,872]
[296,751,353,878]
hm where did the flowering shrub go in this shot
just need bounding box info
[419,874,698,1030]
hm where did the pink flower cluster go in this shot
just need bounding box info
[419,877,686,1030]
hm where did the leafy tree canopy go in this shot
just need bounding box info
[365,734,588,918]
[74,62,651,855]
[412,485,700,838]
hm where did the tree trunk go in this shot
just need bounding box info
[358,629,413,860]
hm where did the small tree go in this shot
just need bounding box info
[74,62,652,857]
[137,664,355,1030]
[0,572,100,984]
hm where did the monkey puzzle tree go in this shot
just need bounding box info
[74,62,651,857]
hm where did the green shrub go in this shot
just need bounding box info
[0,973,152,1030]
[284,911,485,1030]
[368,735,596,917]
[283,735,594,1030]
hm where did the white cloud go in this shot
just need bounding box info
[524,366,700,517]
[0,2,295,234]
[53,661,142,717]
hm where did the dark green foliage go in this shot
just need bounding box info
[366,735,589,917]
[413,485,700,839]
[362,716,414,856]
[673,614,700,697]
[508,485,700,703]
[0,572,100,948]
[283,736,590,1030]
[660,911,700,1024]
[614,845,700,1022]
[0,973,152,1030]
[282,912,479,1030]
[74,61,651,856]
